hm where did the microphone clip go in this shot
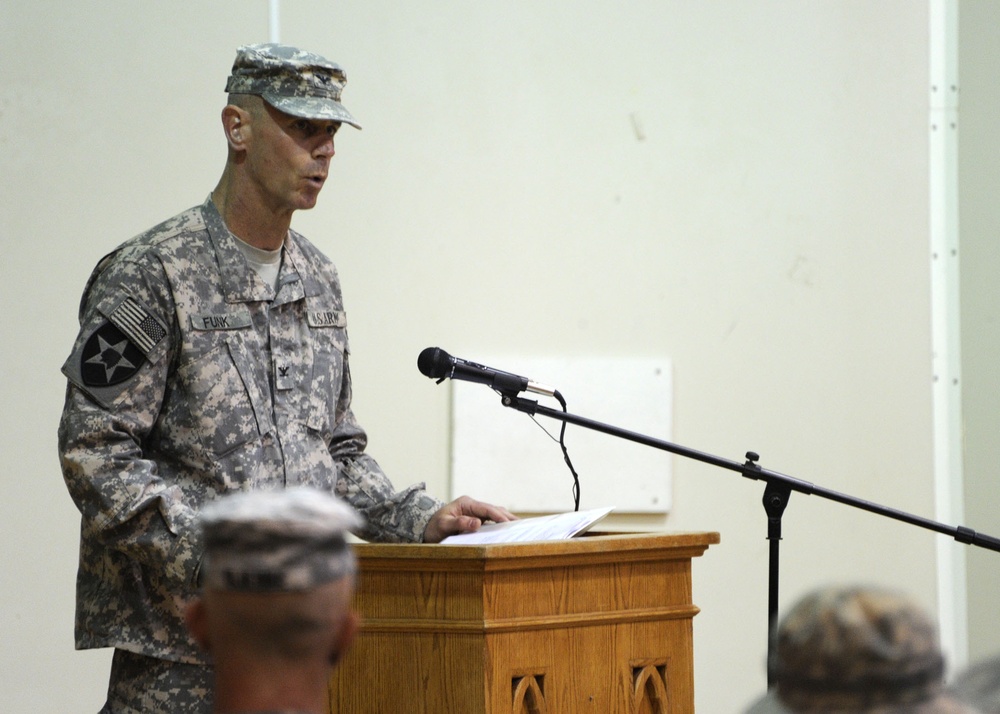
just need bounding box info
[501,393,539,416]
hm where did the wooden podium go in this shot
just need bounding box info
[327,531,718,714]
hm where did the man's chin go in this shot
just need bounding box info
[295,193,321,211]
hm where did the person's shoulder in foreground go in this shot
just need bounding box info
[950,651,1000,714]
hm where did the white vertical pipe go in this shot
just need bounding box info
[929,0,967,676]
[269,0,281,43]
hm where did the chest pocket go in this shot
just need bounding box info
[171,307,267,457]
[301,305,348,436]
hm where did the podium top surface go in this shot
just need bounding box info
[352,530,720,571]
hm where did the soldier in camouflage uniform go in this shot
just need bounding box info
[743,584,980,713]
[185,487,362,714]
[57,43,514,714]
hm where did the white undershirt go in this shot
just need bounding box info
[232,233,283,292]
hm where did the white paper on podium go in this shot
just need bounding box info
[440,506,614,544]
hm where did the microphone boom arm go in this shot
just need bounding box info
[500,393,1000,551]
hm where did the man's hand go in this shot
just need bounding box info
[422,495,517,544]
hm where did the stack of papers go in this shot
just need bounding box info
[440,506,614,545]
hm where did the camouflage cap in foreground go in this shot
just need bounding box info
[199,486,363,592]
[226,43,361,128]
[764,585,963,712]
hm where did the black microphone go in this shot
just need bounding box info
[417,347,556,397]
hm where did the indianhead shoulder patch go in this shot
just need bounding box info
[80,321,147,387]
[79,296,167,388]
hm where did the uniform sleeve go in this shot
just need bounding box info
[57,255,202,588]
[328,352,445,543]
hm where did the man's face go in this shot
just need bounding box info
[243,101,342,215]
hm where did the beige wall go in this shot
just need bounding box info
[3,2,990,712]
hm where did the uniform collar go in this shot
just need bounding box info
[202,197,322,303]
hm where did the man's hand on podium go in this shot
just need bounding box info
[422,496,517,544]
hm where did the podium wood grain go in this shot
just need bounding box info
[327,531,718,714]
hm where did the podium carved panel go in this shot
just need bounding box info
[327,531,717,714]
[632,660,671,714]
[512,674,546,714]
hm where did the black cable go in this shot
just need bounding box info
[495,388,582,512]
[553,390,580,511]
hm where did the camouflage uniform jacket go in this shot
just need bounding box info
[58,198,444,663]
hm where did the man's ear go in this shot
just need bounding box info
[329,610,360,666]
[222,105,249,150]
[184,597,212,653]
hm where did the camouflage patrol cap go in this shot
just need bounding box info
[198,487,363,593]
[764,585,962,712]
[226,43,361,129]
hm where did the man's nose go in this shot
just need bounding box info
[315,135,335,159]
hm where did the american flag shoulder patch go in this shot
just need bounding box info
[108,296,167,355]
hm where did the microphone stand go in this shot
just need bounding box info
[497,391,1000,687]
